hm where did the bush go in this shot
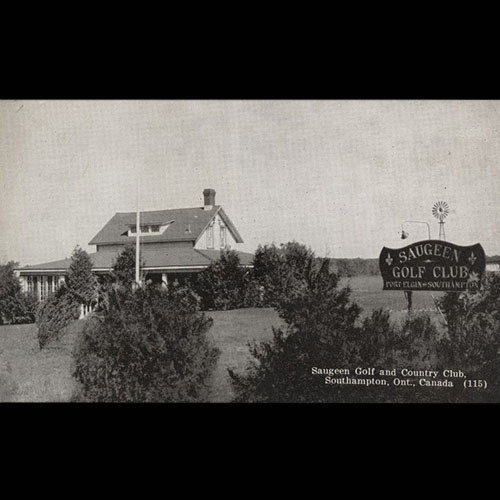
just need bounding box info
[250,242,329,309]
[34,246,98,349]
[435,273,500,402]
[242,278,265,308]
[36,285,80,349]
[229,298,451,403]
[0,261,39,325]
[11,292,39,324]
[66,246,98,306]
[230,258,500,403]
[229,254,363,402]
[72,283,220,402]
[230,240,473,403]
[111,244,145,288]
[192,250,246,310]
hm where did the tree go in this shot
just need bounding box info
[250,242,317,308]
[0,261,39,325]
[111,244,145,288]
[66,246,98,306]
[438,274,500,364]
[72,283,220,402]
[230,258,500,403]
[36,246,97,349]
[36,283,80,349]
[229,253,363,402]
[0,261,22,325]
[193,250,246,310]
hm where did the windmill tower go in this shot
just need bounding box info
[432,201,449,241]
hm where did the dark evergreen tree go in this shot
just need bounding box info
[36,246,97,349]
[193,250,246,310]
[0,261,39,325]
[229,254,363,402]
[111,244,145,288]
[72,283,219,402]
[66,246,98,306]
[36,283,80,349]
[0,261,22,325]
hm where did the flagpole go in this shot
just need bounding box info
[135,172,141,287]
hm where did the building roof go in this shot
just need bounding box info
[18,247,254,272]
[88,206,243,246]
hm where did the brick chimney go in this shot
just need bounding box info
[203,188,216,210]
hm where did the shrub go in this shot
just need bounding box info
[229,241,463,403]
[250,244,287,307]
[72,283,219,402]
[11,292,40,324]
[242,278,265,308]
[66,246,98,306]
[193,250,246,310]
[0,261,20,324]
[34,246,99,349]
[0,262,40,325]
[436,274,500,402]
[111,244,145,288]
[250,242,326,309]
[36,284,80,349]
[229,254,363,402]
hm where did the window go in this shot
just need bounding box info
[220,225,226,248]
[207,223,214,249]
[129,222,168,236]
[27,276,33,293]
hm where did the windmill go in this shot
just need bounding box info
[432,201,449,241]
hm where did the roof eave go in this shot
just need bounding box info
[89,237,197,246]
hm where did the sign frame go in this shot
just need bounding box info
[379,240,486,292]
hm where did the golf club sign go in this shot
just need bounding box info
[379,240,485,292]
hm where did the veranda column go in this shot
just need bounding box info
[162,273,168,288]
[19,274,27,292]
[38,276,44,301]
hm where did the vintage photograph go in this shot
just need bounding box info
[0,99,499,403]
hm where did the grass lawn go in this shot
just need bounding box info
[206,308,283,402]
[0,310,282,403]
[0,275,446,402]
[0,320,82,402]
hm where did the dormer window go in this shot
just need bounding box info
[127,221,173,237]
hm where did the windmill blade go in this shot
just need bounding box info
[432,201,450,221]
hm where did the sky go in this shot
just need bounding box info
[0,100,499,266]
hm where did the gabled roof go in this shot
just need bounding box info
[17,248,254,272]
[88,206,243,246]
